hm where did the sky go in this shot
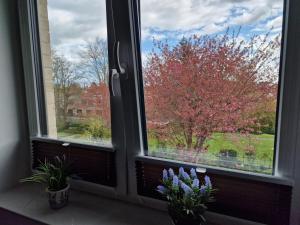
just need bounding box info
[46,0,284,62]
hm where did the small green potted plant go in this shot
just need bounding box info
[157,167,216,225]
[21,155,72,209]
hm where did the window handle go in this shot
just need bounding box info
[113,41,126,75]
[110,41,125,97]
[111,69,121,97]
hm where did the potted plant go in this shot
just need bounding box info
[157,167,215,225]
[21,155,72,209]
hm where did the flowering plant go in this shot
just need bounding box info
[157,167,215,223]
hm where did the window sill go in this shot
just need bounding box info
[31,136,115,153]
[0,184,264,225]
[136,155,294,186]
[0,184,171,225]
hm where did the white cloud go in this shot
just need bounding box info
[141,0,230,32]
[141,0,284,41]
[266,16,283,30]
[45,0,284,60]
[251,15,283,33]
[46,0,107,59]
[142,28,167,41]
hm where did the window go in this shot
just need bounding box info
[37,0,111,145]
[140,0,284,174]
[19,0,300,221]
[22,0,293,178]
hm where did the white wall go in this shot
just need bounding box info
[0,0,30,191]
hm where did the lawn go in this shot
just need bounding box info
[148,132,275,173]
[206,133,275,162]
[57,127,275,173]
[57,131,111,146]
[149,133,274,159]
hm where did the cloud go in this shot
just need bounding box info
[46,0,107,59]
[44,0,284,60]
[266,16,283,31]
[140,0,284,41]
[141,0,231,32]
[251,15,283,34]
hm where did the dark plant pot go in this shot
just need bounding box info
[168,207,205,225]
[46,184,70,209]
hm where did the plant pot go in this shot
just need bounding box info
[168,207,205,225]
[46,184,70,209]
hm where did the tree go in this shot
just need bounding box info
[248,95,277,135]
[144,31,280,152]
[80,82,111,127]
[78,37,109,84]
[52,51,81,127]
[76,37,111,130]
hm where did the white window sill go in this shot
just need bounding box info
[0,184,170,225]
[0,184,264,225]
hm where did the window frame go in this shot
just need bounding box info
[127,0,300,221]
[18,0,128,196]
[19,0,298,183]
[130,0,296,179]
[19,0,298,184]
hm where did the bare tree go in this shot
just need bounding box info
[52,51,81,127]
[78,37,109,84]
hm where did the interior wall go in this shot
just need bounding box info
[0,0,30,191]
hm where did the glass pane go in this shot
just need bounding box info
[141,0,284,174]
[37,0,111,145]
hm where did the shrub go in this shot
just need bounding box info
[57,120,89,134]
[85,118,110,139]
[250,111,276,135]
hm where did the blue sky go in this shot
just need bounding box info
[140,0,283,54]
[46,0,284,62]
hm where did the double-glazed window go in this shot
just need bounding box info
[36,0,284,175]
[37,0,111,145]
[140,0,284,174]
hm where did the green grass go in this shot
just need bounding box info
[58,126,275,163]
[148,132,275,162]
[148,132,275,174]
[56,131,111,146]
[58,126,274,174]
[57,131,85,139]
[206,133,274,161]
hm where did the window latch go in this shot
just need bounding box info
[111,68,121,97]
[113,41,126,75]
[110,41,126,97]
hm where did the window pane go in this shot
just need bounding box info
[37,0,111,145]
[141,0,283,174]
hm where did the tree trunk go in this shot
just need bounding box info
[186,135,193,150]
[184,126,193,150]
[194,136,206,151]
[193,136,207,162]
